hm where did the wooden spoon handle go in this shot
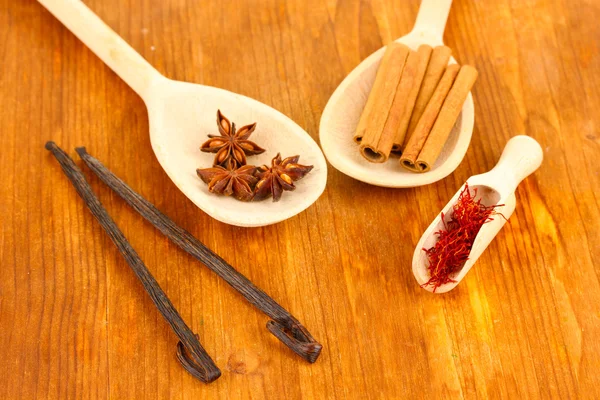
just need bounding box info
[38,0,163,99]
[411,0,453,43]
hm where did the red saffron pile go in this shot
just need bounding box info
[422,183,504,292]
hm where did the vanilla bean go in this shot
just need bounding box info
[45,142,221,383]
[75,146,322,363]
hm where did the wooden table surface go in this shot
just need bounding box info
[1,0,599,398]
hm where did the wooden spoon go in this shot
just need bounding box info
[319,0,474,187]
[412,136,544,293]
[38,0,327,227]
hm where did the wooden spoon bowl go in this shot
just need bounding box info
[319,0,474,187]
[38,0,327,227]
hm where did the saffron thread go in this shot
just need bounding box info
[422,183,505,292]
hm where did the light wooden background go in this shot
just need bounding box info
[1,0,599,398]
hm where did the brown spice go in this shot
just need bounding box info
[400,64,460,172]
[196,164,258,202]
[70,144,323,364]
[353,44,409,144]
[254,154,314,202]
[200,110,265,170]
[355,43,410,162]
[389,45,433,153]
[46,142,221,383]
[416,65,479,171]
[404,46,452,148]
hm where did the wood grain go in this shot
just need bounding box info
[1,0,599,398]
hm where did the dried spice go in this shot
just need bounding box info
[200,110,265,170]
[422,183,504,292]
[197,164,258,202]
[45,142,221,383]
[73,145,322,363]
[197,111,313,203]
[254,153,314,202]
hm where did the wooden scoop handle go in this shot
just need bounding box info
[411,0,453,43]
[38,0,163,99]
[487,135,544,199]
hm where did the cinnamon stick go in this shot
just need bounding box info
[389,45,433,153]
[399,63,460,172]
[354,42,409,144]
[356,43,410,162]
[403,46,452,150]
[378,50,418,155]
[416,65,478,171]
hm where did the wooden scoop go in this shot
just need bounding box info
[37,0,327,227]
[412,136,544,293]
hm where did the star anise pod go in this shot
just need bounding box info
[253,153,314,202]
[196,164,258,202]
[200,110,265,170]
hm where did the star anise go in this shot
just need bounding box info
[253,153,314,202]
[200,110,265,170]
[196,164,258,202]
